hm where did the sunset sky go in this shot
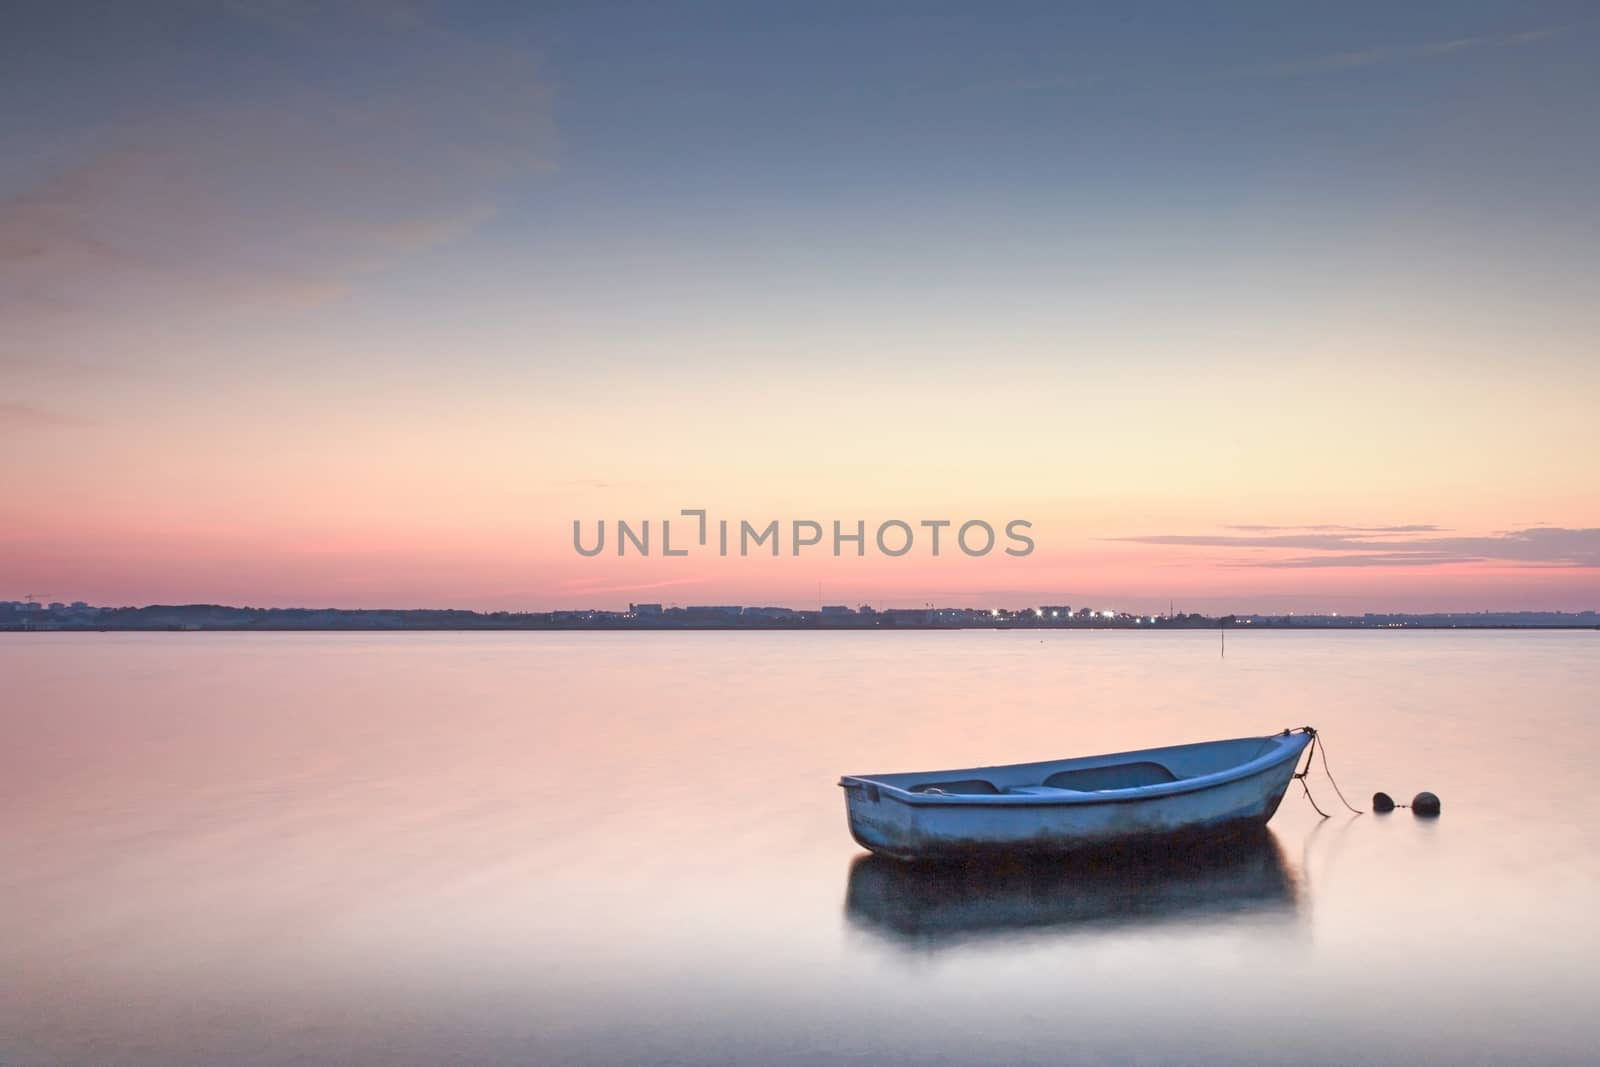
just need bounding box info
[4,1,1597,613]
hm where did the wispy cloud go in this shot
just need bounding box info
[0,4,554,326]
[0,401,86,430]
[1246,552,1484,569]
[1241,26,1559,79]
[1115,526,1600,569]
[931,24,1560,101]
[0,352,143,380]
[220,0,430,35]
[1224,523,1442,534]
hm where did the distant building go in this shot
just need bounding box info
[629,603,662,616]
[881,608,931,626]
[743,606,801,621]
[683,605,741,620]
[820,605,853,617]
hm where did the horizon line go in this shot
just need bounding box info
[7,600,1597,619]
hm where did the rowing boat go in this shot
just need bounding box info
[839,728,1313,861]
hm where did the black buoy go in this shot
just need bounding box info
[1411,791,1441,817]
[1372,791,1396,813]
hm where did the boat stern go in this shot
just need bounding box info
[840,777,924,861]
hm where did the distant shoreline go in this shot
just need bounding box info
[6,601,1596,633]
[6,623,1597,634]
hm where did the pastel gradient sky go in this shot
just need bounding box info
[4,1,1597,613]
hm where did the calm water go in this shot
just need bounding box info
[2,631,1598,1065]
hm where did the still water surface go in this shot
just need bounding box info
[2,631,1597,1065]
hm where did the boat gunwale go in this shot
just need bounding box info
[838,730,1310,807]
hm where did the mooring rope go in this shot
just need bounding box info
[1313,729,1364,815]
[1295,769,1331,817]
[1293,727,1364,818]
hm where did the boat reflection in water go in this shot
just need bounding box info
[844,827,1301,950]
